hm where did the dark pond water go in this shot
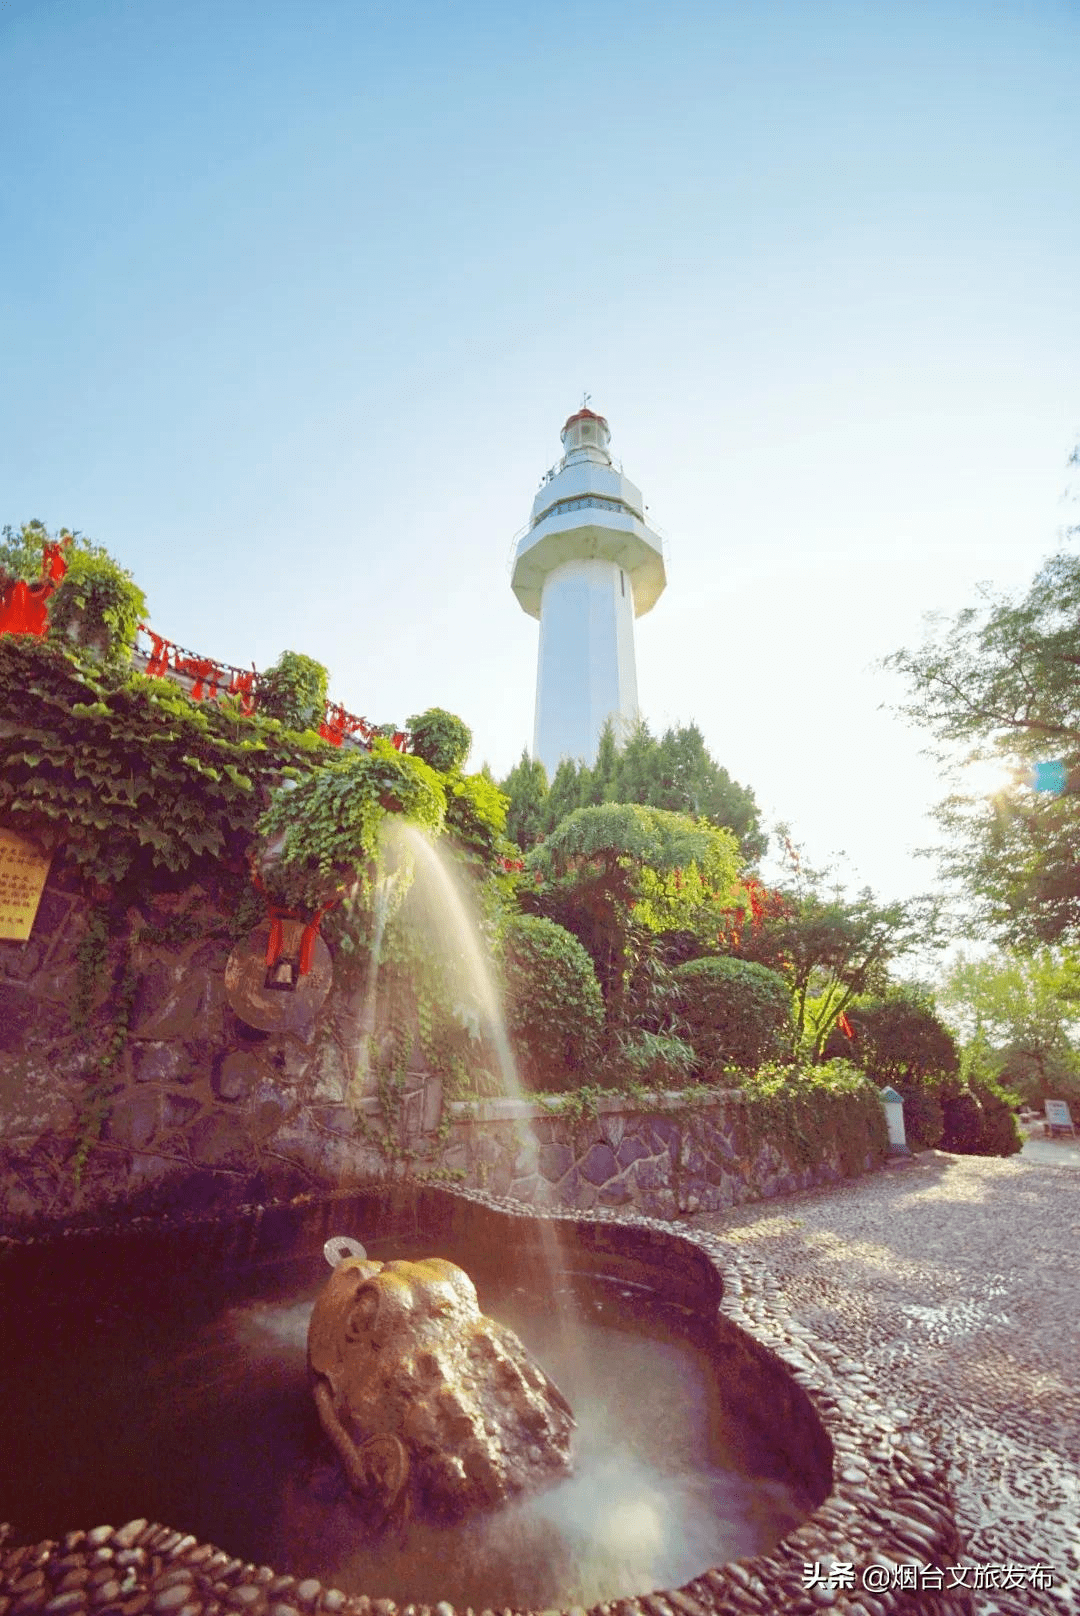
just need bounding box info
[0,1230,813,1609]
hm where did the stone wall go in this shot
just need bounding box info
[0,873,884,1232]
[435,1091,871,1217]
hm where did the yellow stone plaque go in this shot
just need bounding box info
[0,828,53,941]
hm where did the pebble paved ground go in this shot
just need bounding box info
[687,1146,1080,1616]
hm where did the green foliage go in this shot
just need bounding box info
[500,913,604,1091]
[832,986,960,1084]
[824,987,959,1152]
[257,650,329,731]
[731,832,940,1061]
[525,802,742,1022]
[0,519,112,581]
[939,1086,983,1152]
[529,801,740,892]
[675,955,794,1071]
[934,1040,1023,1157]
[737,1059,889,1178]
[938,947,1080,1106]
[885,536,1080,947]
[622,928,686,1037]
[602,1028,698,1090]
[500,748,548,851]
[257,737,447,910]
[0,636,318,896]
[48,549,147,663]
[444,769,509,869]
[969,1077,1023,1156]
[502,718,767,860]
[542,758,584,832]
[408,708,472,774]
[894,1082,945,1150]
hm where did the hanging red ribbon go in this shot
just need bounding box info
[144,630,174,678]
[299,898,337,974]
[173,654,221,703]
[227,668,257,714]
[133,624,407,752]
[0,538,69,639]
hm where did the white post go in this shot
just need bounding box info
[879,1085,910,1155]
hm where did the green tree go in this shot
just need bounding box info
[541,757,584,832]
[500,748,548,850]
[730,836,938,1061]
[648,722,766,860]
[525,802,742,1028]
[503,719,766,860]
[938,948,1080,1105]
[578,720,620,807]
[885,538,1080,947]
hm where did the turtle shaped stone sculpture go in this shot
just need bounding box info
[307,1253,575,1525]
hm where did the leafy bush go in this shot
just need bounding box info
[939,1086,984,1153]
[970,1079,1023,1156]
[829,988,960,1084]
[500,914,604,1091]
[445,770,509,867]
[602,1029,699,1090]
[675,955,794,1071]
[739,1059,889,1177]
[0,636,321,895]
[48,550,147,662]
[257,651,329,730]
[895,1081,945,1149]
[408,708,472,774]
[938,1051,1022,1157]
[257,738,446,910]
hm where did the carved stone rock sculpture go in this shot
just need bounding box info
[307,1254,575,1524]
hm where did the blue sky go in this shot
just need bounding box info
[3,0,1077,915]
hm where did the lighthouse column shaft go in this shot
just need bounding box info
[533,556,639,779]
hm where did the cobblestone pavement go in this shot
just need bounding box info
[687,1150,1080,1616]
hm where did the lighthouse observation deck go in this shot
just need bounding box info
[510,408,666,620]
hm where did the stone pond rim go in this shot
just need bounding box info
[0,1184,974,1616]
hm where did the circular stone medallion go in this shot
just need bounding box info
[224,920,333,1032]
[323,1235,368,1268]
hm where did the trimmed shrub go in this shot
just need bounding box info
[970,1079,1023,1157]
[257,650,329,730]
[895,1081,945,1150]
[501,914,604,1091]
[408,708,472,774]
[675,955,793,1072]
[939,1086,983,1153]
[939,1073,1022,1158]
[827,989,960,1085]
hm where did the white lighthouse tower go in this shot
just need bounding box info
[511,406,667,779]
